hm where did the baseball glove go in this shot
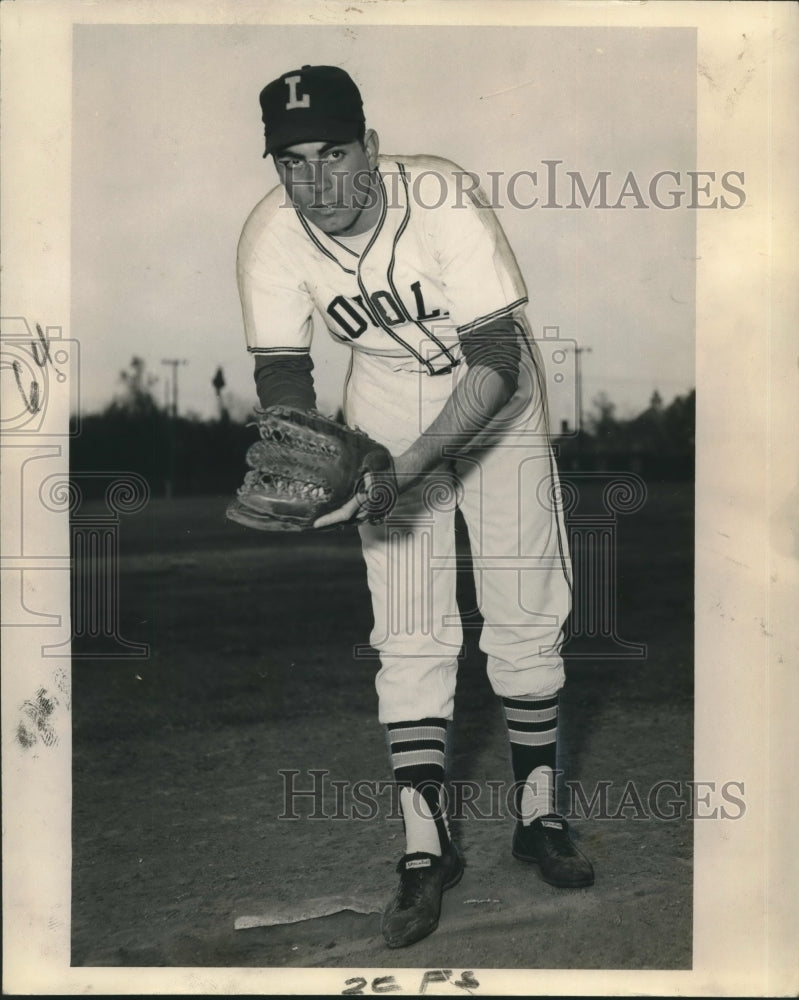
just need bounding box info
[225,405,397,532]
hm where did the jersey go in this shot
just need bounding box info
[237,154,528,379]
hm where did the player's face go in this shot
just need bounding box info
[274,130,381,237]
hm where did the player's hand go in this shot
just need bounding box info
[313,472,373,529]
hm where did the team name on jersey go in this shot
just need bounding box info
[326,280,449,341]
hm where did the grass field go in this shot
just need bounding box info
[72,479,694,970]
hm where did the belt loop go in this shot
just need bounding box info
[430,358,461,377]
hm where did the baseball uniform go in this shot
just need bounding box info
[238,153,572,721]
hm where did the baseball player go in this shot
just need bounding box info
[237,64,593,949]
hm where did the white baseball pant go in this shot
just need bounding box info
[345,347,572,724]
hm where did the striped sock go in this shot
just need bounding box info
[386,718,449,855]
[502,695,559,824]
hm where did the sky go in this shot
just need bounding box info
[72,24,696,427]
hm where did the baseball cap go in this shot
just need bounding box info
[259,65,365,157]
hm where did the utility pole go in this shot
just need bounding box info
[574,345,593,434]
[160,359,187,498]
[160,358,188,418]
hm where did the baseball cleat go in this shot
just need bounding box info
[512,814,594,888]
[380,843,464,948]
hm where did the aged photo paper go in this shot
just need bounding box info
[2,0,797,995]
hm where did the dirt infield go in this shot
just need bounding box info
[72,480,693,972]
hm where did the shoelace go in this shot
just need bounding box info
[396,868,430,907]
[540,827,577,859]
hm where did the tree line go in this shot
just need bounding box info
[70,358,695,499]
[554,388,695,479]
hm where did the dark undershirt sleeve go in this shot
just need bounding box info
[253,353,317,411]
[458,316,521,396]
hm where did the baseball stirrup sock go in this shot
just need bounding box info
[386,718,449,855]
[502,695,558,824]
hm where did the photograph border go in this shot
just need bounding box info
[1,1,797,996]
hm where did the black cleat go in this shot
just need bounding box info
[512,814,594,888]
[380,844,464,948]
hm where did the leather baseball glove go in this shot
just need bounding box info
[225,406,397,531]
